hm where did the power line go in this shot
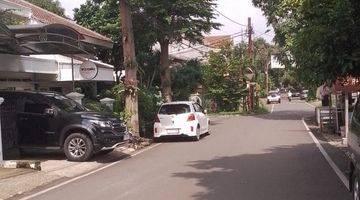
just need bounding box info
[212,7,247,27]
[212,6,274,39]
[171,32,247,55]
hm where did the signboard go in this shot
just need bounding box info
[79,61,98,80]
[270,55,285,69]
[333,77,360,92]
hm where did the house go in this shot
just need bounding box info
[0,0,114,94]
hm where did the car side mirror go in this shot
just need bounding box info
[44,108,56,117]
[203,109,208,114]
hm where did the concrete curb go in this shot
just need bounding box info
[0,160,41,171]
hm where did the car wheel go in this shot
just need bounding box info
[64,133,94,162]
[153,137,160,143]
[279,99,281,104]
[267,100,270,104]
[193,125,201,141]
[354,174,360,200]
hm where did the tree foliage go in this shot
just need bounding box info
[203,42,247,111]
[25,0,65,17]
[253,0,360,86]
[172,59,203,101]
[0,10,28,25]
[132,0,220,102]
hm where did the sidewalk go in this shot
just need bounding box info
[0,141,149,200]
[304,117,349,179]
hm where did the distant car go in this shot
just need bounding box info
[267,91,281,104]
[153,101,210,141]
[292,91,301,97]
[300,90,309,100]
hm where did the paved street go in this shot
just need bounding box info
[20,100,351,200]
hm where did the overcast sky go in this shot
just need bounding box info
[59,0,274,43]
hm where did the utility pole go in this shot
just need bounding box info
[247,17,253,61]
[265,61,269,94]
[247,17,254,111]
[120,0,139,137]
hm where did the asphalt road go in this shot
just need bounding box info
[23,100,352,200]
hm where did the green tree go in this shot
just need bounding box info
[253,0,360,86]
[25,0,65,17]
[0,10,28,25]
[172,59,203,101]
[203,42,247,111]
[132,0,220,102]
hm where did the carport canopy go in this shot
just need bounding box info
[0,23,112,55]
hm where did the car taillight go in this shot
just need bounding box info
[187,114,196,121]
[155,115,160,123]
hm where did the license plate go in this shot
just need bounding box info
[166,129,179,135]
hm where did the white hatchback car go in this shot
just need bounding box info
[267,91,281,104]
[154,101,210,141]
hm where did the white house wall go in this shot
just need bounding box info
[58,63,114,82]
[0,54,58,74]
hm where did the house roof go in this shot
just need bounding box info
[6,0,112,48]
[203,35,232,48]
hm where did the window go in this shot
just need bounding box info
[24,100,48,114]
[159,104,190,115]
[44,94,86,113]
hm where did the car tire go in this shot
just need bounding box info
[353,174,360,200]
[153,137,160,143]
[64,133,94,162]
[267,100,270,104]
[278,99,281,104]
[193,125,201,141]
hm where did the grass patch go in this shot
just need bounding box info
[209,102,269,116]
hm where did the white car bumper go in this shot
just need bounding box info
[267,97,280,102]
[153,122,198,138]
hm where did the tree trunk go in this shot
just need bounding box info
[120,0,139,137]
[159,40,172,102]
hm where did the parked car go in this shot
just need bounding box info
[153,101,210,141]
[267,91,281,104]
[292,91,301,97]
[348,100,360,199]
[0,91,129,161]
[300,90,309,100]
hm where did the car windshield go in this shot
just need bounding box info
[44,94,86,112]
[269,93,277,96]
[159,104,190,115]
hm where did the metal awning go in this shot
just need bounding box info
[0,23,112,55]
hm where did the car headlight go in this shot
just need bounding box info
[89,120,112,128]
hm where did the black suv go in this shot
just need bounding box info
[0,91,128,161]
